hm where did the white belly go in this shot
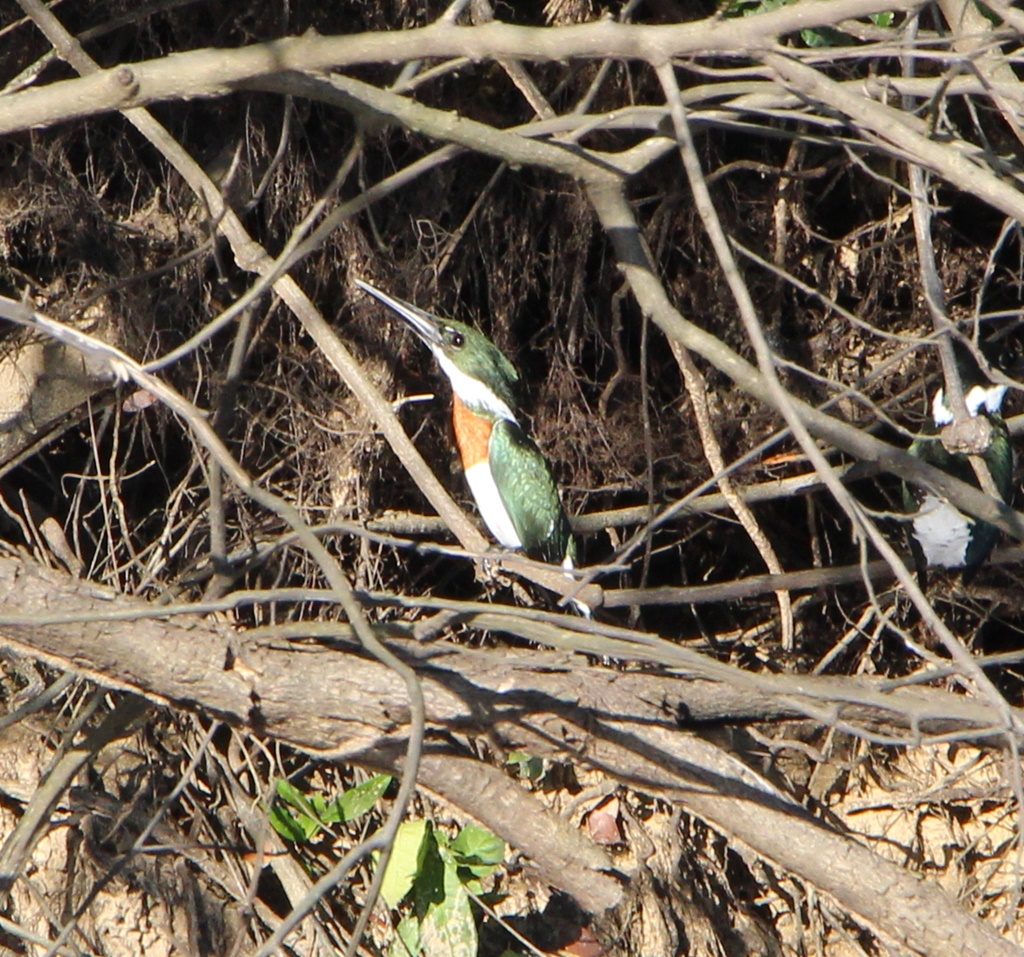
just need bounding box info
[913,493,972,568]
[464,461,521,549]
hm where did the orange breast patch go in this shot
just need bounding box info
[451,396,493,470]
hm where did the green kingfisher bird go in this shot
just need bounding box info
[355,279,581,589]
[902,382,1013,581]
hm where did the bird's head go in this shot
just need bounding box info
[356,280,520,422]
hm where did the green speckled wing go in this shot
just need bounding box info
[489,419,575,566]
[984,416,1014,502]
[966,416,1014,569]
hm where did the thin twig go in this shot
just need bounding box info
[654,59,1020,734]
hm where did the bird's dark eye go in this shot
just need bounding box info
[448,329,465,348]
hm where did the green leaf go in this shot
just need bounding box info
[870,10,893,26]
[800,25,849,47]
[379,820,431,909]
[451,824,505,875]
[268,803,308,843]
[506,751,543,780]
[339,774,392,822]
[274,779,308,810]
[319,796,343,825]
[419,863,476,957]
[737,0,785,15]
[413,832,447,915]
[272,780,330,839]
[388,914,421,957]
[276,780,322,824]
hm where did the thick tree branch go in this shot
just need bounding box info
[0,551,1018,953]
[0,0,926,136]
[7,7,1023,554]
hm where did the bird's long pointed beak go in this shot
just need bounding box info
[354,279,444,349]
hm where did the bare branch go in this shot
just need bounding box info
[0,552,1019,954]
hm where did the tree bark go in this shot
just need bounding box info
[0,551,1019,954]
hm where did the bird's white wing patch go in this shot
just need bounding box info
[931,389,953,426]
[464,461,522,548]
[932,384,1007,425]
[966,383,1007,416]
[913,493,972,567]
[435,351,517,423]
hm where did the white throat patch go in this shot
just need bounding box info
[434,349,518,423]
